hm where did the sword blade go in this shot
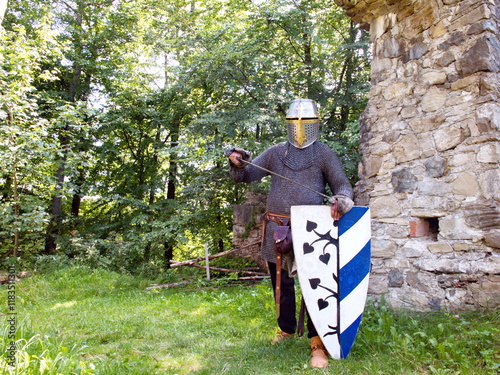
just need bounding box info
[238,158,330,199]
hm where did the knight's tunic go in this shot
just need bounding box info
[229,141,353,263]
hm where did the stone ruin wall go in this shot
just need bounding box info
[232,192,268,270]
[335,0,500,310]
[233,0,500,311]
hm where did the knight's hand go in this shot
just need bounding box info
[229,151,244,167]
[328,195,354,219]
[224,147,251,168]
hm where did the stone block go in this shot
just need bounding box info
[479,169,500,200]
[401,106,418,118]
[382,81,412,101]
[384,37,405,57]
[360,155,383,178]
[458,36,500,77]
[439,216,477,240]
[368,274,389,294]
[428,242,454,253]
[451,75,479,91]
[379,157,397,174]
[391,168,417,193]
[370,14,394,40]
[470,279,500,307]
[372,239,398,258]
[445,288,471,308]
[476,258,500,275]
[467,20,498,35]
[452,172,478,196]
[233,225,246,238]
[400,241,427,257]
[477,143,499,163]
[388,288,436,311]
[406,271,431,293]
[403,42,429,62]
[434,125,465,151]
[431,21,446,38]
[421,71,447,85]
[437,51,456,67]
[450,152,470,167]
[371,196,401,218]
[424,155,447,178]
[410,210,447,218]
[479,73,500,97]
[377,218,409,225]
[402,2,437,38]
[384,258,410,269]
[408,116,442,132]
[417,179,450,196]
[476,102,500,131]
[447,31,466,47]
[465,202,500,231]
[415,258,465,273]
[418,133,436,158]
[393,133,420,163]
[388,269,404,287]
[484,230,500,249]
[371,56,393,74]
[450,3,493,32]
[421,87,448,112]
[233,205,253,225]
[370,141,391,156]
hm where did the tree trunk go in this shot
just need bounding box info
[71,167,86,217]
[166,120,180,200]
[303,29,313,97]
[44,156,67,254]
[45,3,89,252]
[164,115,181,268]
[339,21,357,131]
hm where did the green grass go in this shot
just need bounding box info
[0,266,498,374]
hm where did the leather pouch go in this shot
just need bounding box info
[274,225,293,254]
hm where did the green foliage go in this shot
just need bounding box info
[356,301,500,374]
[0,318,95,374]
[2,0,370,272]
[0,20,62,259]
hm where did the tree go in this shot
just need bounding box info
[0,18,62,260]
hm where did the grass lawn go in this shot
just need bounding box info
[0,266,498,374]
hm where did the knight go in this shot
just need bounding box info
[225,98,354,368]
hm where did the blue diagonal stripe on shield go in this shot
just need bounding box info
[338,207,371,358]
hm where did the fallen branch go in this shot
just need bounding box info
[145,281,191,290]
[170,261,267,276]
[238,275,268,281]
[169,240,261,268]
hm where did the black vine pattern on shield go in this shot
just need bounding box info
[302,219,340,338]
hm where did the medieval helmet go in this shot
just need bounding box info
[286,99,319,149]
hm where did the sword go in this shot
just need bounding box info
[237,158,330,199]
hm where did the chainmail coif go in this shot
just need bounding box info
[229,141,353,263]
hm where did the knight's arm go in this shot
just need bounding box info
[225,147,270,183]
[319,143,354,215]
